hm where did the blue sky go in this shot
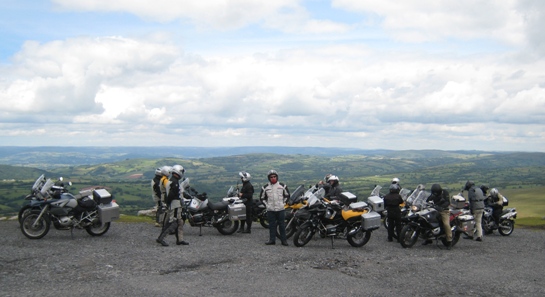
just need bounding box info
[1,0,544,151]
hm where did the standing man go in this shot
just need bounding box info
[384,183,404,242]
[156,164,189,246]
[237,171,254,234]
[464,180,485,242]
[151,168,164,227]
[425,184,453,249]
[260,170,290,246]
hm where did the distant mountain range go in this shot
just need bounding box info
[0,146,513,168]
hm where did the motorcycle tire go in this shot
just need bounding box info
[346,223,372,247]
[259,216,269,229]
[293,223,315,247]
[481,217,494,235]
[498,220,514,236]
[399,224,420,248]
[216,219,239,235]
[276,218,296,239]
[86,222,111,236]
[20,212,51,240]
[18,205,32,225]
[441,230,461,247]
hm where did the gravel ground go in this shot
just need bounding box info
[1,220,544,297]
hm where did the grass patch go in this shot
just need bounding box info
[116,214,155,223]
[516,217,545,229]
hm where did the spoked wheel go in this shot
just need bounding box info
[293,223,315,247]
[498,220,514,236]
[399,224,420,248]
[217,219,239,235]
[18,206,32,225]
[346,223,372,247]
[86,222,111,236]
[20,213,51,239]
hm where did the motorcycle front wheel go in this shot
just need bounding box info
[216,219,239,235]
[399,224,420,248]
[18,205,32,225]
[86,222,111,236]
[346,223,372,247]
[442,230,461,247]
[293,223,315,247]
[20,213,51,239]
[259,216,269,229]
[498,220,514,236]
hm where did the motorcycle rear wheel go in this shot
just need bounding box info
[498,220,514,236]
[21,213,51,239]
[441,230,461,247]
[293,223,315,247]
[216,219,239,235]
[399,224,420,248]
[259,216,269,229]
[346,223,372,247]
[86,222,111,236]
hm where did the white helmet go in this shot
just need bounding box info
[239,171,251,182]
[490,188,499,196]
[160,166,172,176]
[154,168,162,176]
[327,175,339,183]
[392,177,400,184]
[171,164,185,178]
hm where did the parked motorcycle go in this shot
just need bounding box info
[20,177,119,239]
[398,193,464,248]
[482,196,516,236]
[280,184,313,239]
[181,180,242,236]
[292,190,382,248]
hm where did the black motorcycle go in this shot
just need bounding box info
[398,200,461,248]
[20,178,119,239]
[181,181,241,236]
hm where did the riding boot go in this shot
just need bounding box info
[242,221,252,233]
[237,221,246,233]
[156,220,178,246]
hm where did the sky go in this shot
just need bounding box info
[1,0,544,152]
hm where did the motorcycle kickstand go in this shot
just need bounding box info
[330,236,335,249]
[199,225,203,236]
[70,226,75,239]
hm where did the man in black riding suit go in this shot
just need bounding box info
[237,171,254,234]
[464,180,485,242]
[156,164,189,247]
[425,184,453,249]
[384,183,404,242]
[324,175,345,204]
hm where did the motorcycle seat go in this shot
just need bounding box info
[207,200,229,211]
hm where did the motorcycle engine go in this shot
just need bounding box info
[57,216,74,227]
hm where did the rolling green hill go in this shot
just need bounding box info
[1,151,544,225]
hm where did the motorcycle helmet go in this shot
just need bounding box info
[480,185,489,195]
[464,180,475,191]
[155,168,162,176]
[431,184,442,196]
[490,188,499,197]
[239,171,251,182]
[392,177,400,184]
[267,170,278,181]
[171,164,185,178]
[389,183,400,193]
[160,166,172,177]
[324,174,332,182]
[327,175,339,183]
